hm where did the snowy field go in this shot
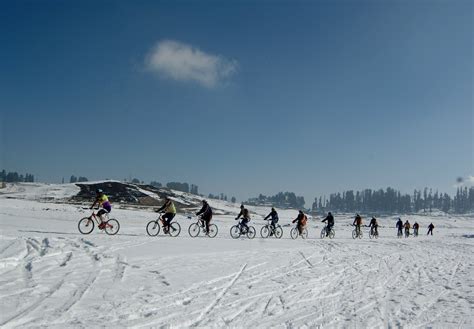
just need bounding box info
[0,185,473,328]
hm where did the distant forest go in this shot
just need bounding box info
[0,170,35,183]
[312,187,474,215]
[2,169,473,214]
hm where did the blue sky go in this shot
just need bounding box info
[1,0,472,204]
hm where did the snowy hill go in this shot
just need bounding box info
[0,183,473,328]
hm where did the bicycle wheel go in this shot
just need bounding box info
[105,219,120,235]
[320,228,326,239]
[208,224,218,238]
[188,223,200,237]
[352,229,357,239]
[169,222,181,237]
[290,227,298,239]
[274,226,283,239]
[358,230,363,239]
[230,225,241,239]
[301,228,308,239]
[260,225,270,238]
[78,217,94,234]
[328,229,335,239]
[146,220,160,236]
[369,229,374,239]
[247,226,256,239]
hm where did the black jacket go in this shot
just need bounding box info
[322,214,334,225]
[196,203,213,220]
[264,210,279,221]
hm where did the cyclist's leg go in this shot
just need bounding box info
[240,218,249,232]
[205,216,210,233]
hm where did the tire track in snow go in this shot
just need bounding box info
[190,263,247,327]
[0,279,65,327]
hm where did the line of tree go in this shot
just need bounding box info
[208,193,228,201]
[165,182,198,194]
[312,187,474,214]
[0,170,35,182]
[247,192,305,209]
[70,175,88,183]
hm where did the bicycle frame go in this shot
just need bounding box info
[88,211,109,225]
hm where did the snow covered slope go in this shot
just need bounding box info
[0,186,473,328]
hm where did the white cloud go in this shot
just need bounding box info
[145,40,238,88]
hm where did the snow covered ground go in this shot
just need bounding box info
[0,184,473,328]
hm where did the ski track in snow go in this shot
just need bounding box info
[0,197,473,328]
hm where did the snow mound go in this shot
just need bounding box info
[0,183,80,201]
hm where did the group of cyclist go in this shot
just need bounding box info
[89,189,436,237]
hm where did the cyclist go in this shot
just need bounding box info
[413,222,419,236]
[321,212,334,236]
[196,200,213,234]
[396,218,403,237]
[292,210,307,235]
[90,189,112,230]
[263,207,279,236]
[353,214,362,236]
[369,216,378,236]
[427,223,434,235]
[404,220,411,237]
[235,204,251,233]
[155,197,177,234]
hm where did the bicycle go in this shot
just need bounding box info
[230,220,256,239]
[78,210,120,235]
[404,228,410,238]
[413,228,419,237]
[290,225,308,239]
[397,229,403,238]
[260,219,283,239]
[369,226,379,239]
[146,213,181,237]
[352,225,363,239]
[320,225,335,239]
[187,215,218,238]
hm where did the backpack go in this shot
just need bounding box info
[301,215,308,226]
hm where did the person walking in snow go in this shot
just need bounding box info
[427,223,435,235]
[396,218,403,237]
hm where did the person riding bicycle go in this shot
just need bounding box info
[196,200,213,234]
[155,197,177,234]
[369,216,378,236]
[396,218,403,236]
[292,210,307,235]
[263,207,279,236]
[413,222,419,236]
[90,189,112,230]
[353,214,362,235]
[404,220,411,237]
[321,212,334,236]
[427,223,434,235]
[235,204,251,233]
